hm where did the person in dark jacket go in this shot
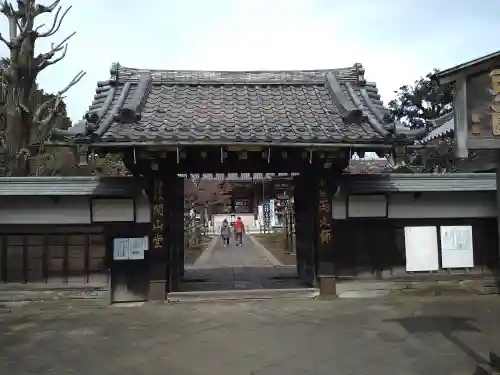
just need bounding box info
[220,219,231,247]
[234,217,245,246]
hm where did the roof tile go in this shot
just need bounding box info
[67,64,427,145]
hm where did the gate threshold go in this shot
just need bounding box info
[167,288,319,303]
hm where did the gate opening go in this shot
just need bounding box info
[181,173,304,292]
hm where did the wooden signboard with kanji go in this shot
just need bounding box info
[317,179,332,255]
[150,180,165,251]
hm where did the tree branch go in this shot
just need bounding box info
[0,1,15,45]
[37,4,71,38]
[0,33,10,47]
[32,70,86,143]
[35,31,75,71]
[34,0,60,16]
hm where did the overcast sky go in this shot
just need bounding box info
[2,0,500,121]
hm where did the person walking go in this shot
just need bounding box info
[220,219,231,247]
[234,216,245,246]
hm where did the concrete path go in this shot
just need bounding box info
[2,296,500,374]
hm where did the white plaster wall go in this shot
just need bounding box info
[92,198,135,222]
[387,192,496,219]
[348,195,387,218]
[332,191,496,219]
[0,195,150,224]
[0,196,91,224]
[135,194,150,223]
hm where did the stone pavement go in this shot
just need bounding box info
[2,296,500,374]
[182,235,302,290]
[190,234,282,269]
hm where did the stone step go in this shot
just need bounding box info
[167,288,319,303]
[179,278,306,292]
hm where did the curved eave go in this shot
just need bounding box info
[346,81,430,142]
[421,112,455,144]
[49,63,123,141]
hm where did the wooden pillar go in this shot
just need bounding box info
[496,151,500,268]
[168,176,185,292]
[148,178,168,301]
[293,170,317,286]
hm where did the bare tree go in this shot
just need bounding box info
[184,179,232,217]
[184,179,232,245]
[0,0,84,176]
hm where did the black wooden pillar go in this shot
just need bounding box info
[293,166,339,292]
[168,175,185,292]
[293,169,317,286]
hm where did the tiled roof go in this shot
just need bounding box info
[54,64,429,145]
[421,112,454,143]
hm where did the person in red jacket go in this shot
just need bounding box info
[233,217,245,246]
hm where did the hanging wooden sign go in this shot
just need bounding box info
[317,179,332,246]
[150,179,165,251]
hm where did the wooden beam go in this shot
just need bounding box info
[454,75,469,158]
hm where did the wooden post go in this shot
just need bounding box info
[454,75,469,159]
[168,175,185,292]
[293,172,316,285]
[496,151,500,268]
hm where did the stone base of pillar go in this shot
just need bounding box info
[148,262,167,301]
[148,280,166,301]
[318,274,337,297]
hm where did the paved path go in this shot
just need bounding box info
[191,235,281,269]
[2,296,500,374]
[184,235,299,291]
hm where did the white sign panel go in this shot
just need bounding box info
[129,237,148,260]
[113,237,148,260]
[257,205,264,227]
[130,236,148,251]
[113,238,130,260]
[404,226,439,272]
[440,226,474,268]
[269,199,276,227]
[129,247,144,260]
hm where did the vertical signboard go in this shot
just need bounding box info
[317,180,332,248]
[317,179,332,275]
[269,199,277,227]
[465,68,500,149]
[150,180,165,252]
[263,202,270,231]
[257,204,264,227]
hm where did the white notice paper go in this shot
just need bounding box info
[129,237,147,260]
[113,238,130,260]
[440,226,474,269]
[404,226,439,272]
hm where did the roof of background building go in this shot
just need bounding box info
[435,50,500,81]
